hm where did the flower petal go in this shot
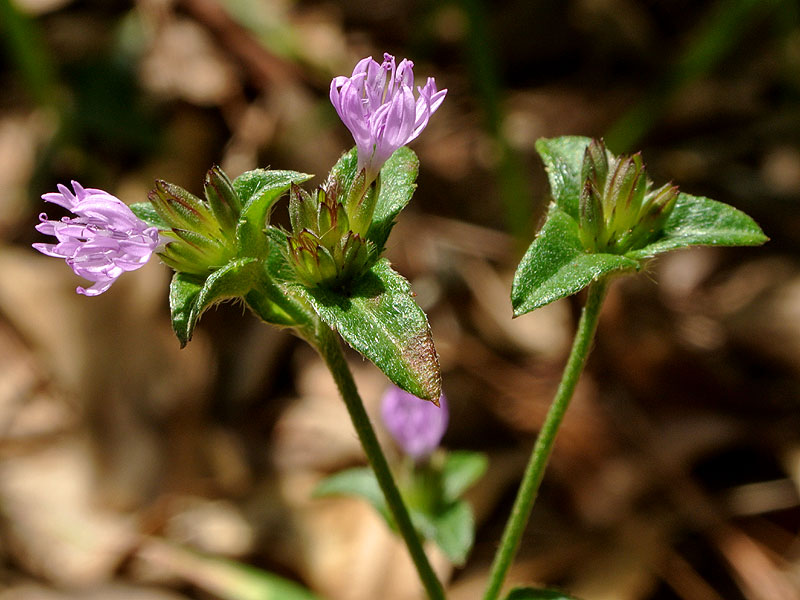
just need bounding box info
[33,181,159,296]
[330,54,446,177]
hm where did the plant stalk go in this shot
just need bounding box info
[482,280,609,600]
[315,326,446,600]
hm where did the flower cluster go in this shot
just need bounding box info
[147,167,240,276]
[33,182,160,296]
[330,53,447,179]
[286,182,376,289]
[381,385,448,461]
[578,139,679,254]
[35,54,446,297]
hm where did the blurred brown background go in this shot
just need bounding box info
[1,0,800,599]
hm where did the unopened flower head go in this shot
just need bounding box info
[579,139,679,254]
[381,385,448,460]
[33,181,160,296]
[330,53,447,179]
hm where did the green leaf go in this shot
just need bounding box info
[512,205,638,316]
[264,225,297,282]
[294,259,441,400]
[243,289,300,327]
[505,587,582,600]
[169,272,204,346]
[429,500,474,565]
[233,169,313,210]
[367,147,419,250]
[626,192,768,259]
[188,257,260,328]
[233,169,312,255]
[314,467,391,523]
[535,136,593,220]
[130,201,170,230]
[442,451,488,502]
[327,147,359,196]
[170,259,261,346]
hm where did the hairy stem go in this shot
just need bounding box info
[315,326,446,600]
[482,280,609,600]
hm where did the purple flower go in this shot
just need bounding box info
[330,53,447,178]
[33,181,160,296]
[381,386,448,460]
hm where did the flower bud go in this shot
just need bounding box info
[148,166,242,275]
[578,139,679,254]
[286,182,378,289]
[381,386,448,461]
[204,166,240,232]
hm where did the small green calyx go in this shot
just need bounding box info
[148,166,241,275]
[204,166,241,232]
[578,139,678,254]
[340,168,379,238]
[287,180,378,290]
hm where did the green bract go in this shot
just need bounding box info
[511,136,768,317]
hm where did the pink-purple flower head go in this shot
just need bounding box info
[330,53,447,179]
[381,385,448,461]
[33,181,160,296]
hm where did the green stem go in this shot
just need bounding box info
[315,326,446,600]
[482,280,609,600]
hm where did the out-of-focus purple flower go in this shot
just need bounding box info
[330,53,447,178]
[33,181,160,296]
[381,385,448,460]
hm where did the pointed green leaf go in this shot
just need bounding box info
[243,288,298,327]
[233,169,312,256]
[160,241,213,277]
[512,205,638,316]
[170,259,261,346]
[314,467,390,523]
[188,258,261,329]
[535,136,593,220]
[204,166,239,232]
[625,193,768,259]
[367,147,419,250]
[150,180,216,233]
[429,500,474,565]
[442,451,488,502]
[293,259,441,400]
[172,228,224,254]
[169,272,204,347]
[130,201,170,230]
[326,147,359,197]
[505,587,583,600]
[264,225,298,282]
[234,169,312,224]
